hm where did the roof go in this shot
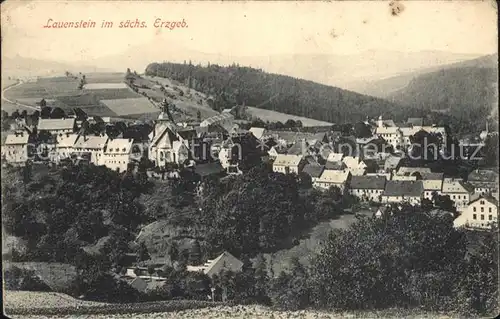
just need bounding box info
[420,172,444,181]
[343,156,366,169]
[204,251,243,276]
[407,117,424,126]
[302,164,325,178]
[273,154,304,167]
[57,134,80,147]
[442,178,475,194]
[397,166,432,176]
[468,195,499,206]
[104,138,133,154]
[376,126,401,135]
[194,162,225,177]
[350,175,386,190]
[4,132,29,145]
[383,180,424,197]
[249,127,265,140]
[467,169,498,183]
[384,156,402,171]
[317,170,350,184]
[287,141,308,155]
[327,152,344,162]
[74,135,109,150]
[200,113,234,127]
[399,127,420,137]
[177,129,197,141]
[325,161,346,170]
[37,118,75,131]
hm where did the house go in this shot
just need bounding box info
[73,135,109,165]
[397,166,432,177]
[103,138,134,173]
[384,155,402,173]
[287,140,309,156]
[314,169,351,192]
[454,196,498,229]
[375,116,403,149]
[200,113,234,128]
[187,251,243,278]
[392,175,417,181]
[441,178,475,212]
[302,164,325,184]
[273,154,305,174]
[349,175,386,202]
[420,172,444,200]
[1,131,30,165]
[249,127,266,140]
[381,180,424,205]
[37,118,76,142]
[327,152,344,163]
[467,169,499,196]
[54,133,80,162]
[342,156,367,176]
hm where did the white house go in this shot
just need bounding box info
[349,175,386,202]
[467,169,499,196]
[381,180,424,205]
[273,154,305,174]
[54,133,80,162]
[1,131,30,165]
[187,251,243,278]
[421,172,444,200]
[342,156,367,176]
[441,178,475,212]
[454,196,498,229]
[314,169,351,192]
[103,138,134,173]
[73,135,109,166]
[37,118,76,143]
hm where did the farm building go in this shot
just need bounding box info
[1,131,30,165]
[103,138,134,173]
[37,118,76,143]
[73,135,109,166]
[187,251,243,278]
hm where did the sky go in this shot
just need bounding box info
[2,0,497,61]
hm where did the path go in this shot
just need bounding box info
[2,81,41,112]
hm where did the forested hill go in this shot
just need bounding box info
[145,62,420,123]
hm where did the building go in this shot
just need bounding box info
[187,251,243,278]
[441,178,475,212]
[103,138,134,173]
[467,169,499,196]
[342,156,367,176]
[349,175,386,202]
[273,154,305,174]
[54,133,80,163]
[1,131,30,165]
[420,172,444,200]
[73,135,109,166]
[384,155,402,173]
[381,180,424,205]
[302,164,325,184]
[37,118,76,142]
[397,166,432,177]
[249,127,265,140]
[149,124,190,166]
[314,169,351,191]
[375,116,403,149]
[454,196,498,229]
[200,113,235,128]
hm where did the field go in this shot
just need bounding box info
[5,291,459,319]
[101,97,159,116]
[4,261,78,291]
[261,210,373,275]
[84,83,129,90]
[245,107,333,127]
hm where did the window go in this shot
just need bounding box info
[473,214,477,220]
[481,207,484,213]
[480,200,485,205]
[489,207,492,213]
[473,207,477,212]
[489,215,493,221]
[452,195,456,199]
[481,215,485,220]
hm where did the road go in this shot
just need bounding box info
[1,81,41,112]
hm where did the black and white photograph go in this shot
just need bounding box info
[1,0,499,318]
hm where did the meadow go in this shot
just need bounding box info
[101,97,159,116]
[245,107,333,127]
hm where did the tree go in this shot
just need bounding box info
[11,110,20,119]
[50,107,66,119]
[40,107,52,119]
[188,240,202,265]
[353,122,372,138]
[197,110,202,122]
[168,242,179,262]
[39,98,47,107]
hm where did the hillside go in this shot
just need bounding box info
[145,62,421,124]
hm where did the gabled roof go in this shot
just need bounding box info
[104,138,133,155]
[317,169,350,184]
[383,180,424,197]
[273,154,304,167]
[287,141,308,155]
[204,251,243,276]
[376,126,400,134]
[384,156,403,171]
[467,169,498,183]
[343,156,366,169]
[468,195,498,206]
[151,125,178,148]
[325,161,346,170]
[327,152,344,162]
[57,134,80,147]
[4,132,29,145]
[442,178,475,194]
[249,127,265,140]
[397,166,432,176]
[200,113,234,127]
[302,164,325,178]
[420,172,444,181]
[74,135,108,150]
[350,175,386,189]
[37,118,75,131]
